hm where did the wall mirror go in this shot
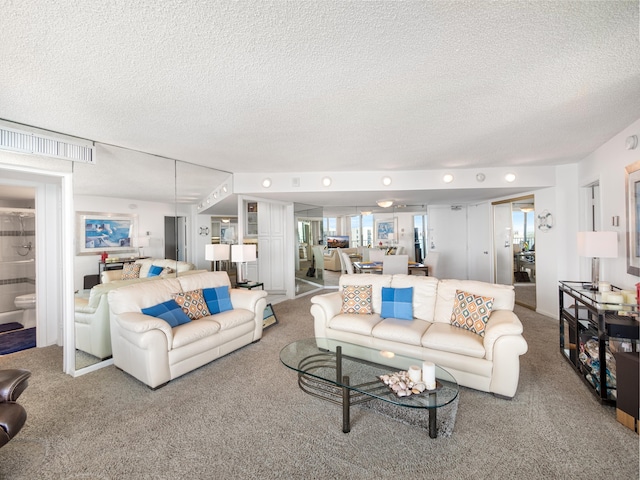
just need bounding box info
[73,145,230,373]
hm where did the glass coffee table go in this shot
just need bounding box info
[280,338,459,438]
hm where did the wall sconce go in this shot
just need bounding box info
[199,226,210,236]
[537,210,553,231]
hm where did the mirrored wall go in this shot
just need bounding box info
[294,203,428,296]
[72,145,230,372]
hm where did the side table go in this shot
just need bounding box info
[236,281,264,290]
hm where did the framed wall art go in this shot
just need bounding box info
[375,219,397,242]
[625,161,640,276]
[77,212,138,255]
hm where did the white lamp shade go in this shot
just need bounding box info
[231,244,257,263]
[137,236,150,247]
[205,244,230,261]
[577,231,618,258]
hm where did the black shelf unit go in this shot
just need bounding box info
[559,281,639,405]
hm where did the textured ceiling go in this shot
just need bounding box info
[1,1,639,182]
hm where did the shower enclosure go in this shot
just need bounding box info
[0,208,36,325]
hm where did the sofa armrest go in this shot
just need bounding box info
[114,312,174,347]
[229,288,268,312]
[483,310,525,361]
[74,297,95,314]
[310,291,342,337]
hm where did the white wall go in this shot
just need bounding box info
[578,117,640,291]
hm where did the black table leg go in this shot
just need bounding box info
[429,391,437,438]
[342,375,350,433]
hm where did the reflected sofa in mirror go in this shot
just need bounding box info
[295,204,325,295]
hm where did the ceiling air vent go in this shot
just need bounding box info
[0,124,95,164]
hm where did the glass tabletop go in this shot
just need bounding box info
[280,338,458,409]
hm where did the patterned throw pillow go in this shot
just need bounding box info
[341,285,373,314]
[380,286,413,320]
[172,289,211,320]
[202,286,233,315]
[147,265,164,277]
[450,290,494,337]
[141,299,191,327]
[121,263,141,279]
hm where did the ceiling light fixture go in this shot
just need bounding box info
[382,176,392,186]
[520,206,534,213]
[262,178,272,188]
[505,173,516,182]
[377,200,394,208]
[443,174,454,183]
[361,210,372,216]
[222,185,228,193]
[322,176,332,187]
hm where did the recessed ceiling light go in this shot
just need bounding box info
[262,178,272,188]
[322,176,332,187]
[382,176,392,186]
[222,184,228,193]
[443,174,454,183]
[505,173,516,182]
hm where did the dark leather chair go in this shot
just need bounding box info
[0,369,31,448]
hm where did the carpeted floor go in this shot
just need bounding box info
[0,293,638,479]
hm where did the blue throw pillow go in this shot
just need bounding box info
[380,286,414,320]
[147,265,164,277]
[202,286,233,315]
[141,299,192,327]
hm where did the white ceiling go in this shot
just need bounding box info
[1,1,639,209]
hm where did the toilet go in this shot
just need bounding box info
[14,293,36,329]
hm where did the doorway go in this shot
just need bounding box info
[493,195,536,310]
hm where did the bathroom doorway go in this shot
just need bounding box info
[0,188,37,354]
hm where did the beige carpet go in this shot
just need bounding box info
[0,294,638,479]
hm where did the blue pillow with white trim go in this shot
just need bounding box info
[202,286,233,315]
[380,286,414,320]
[141,299,192,327]
[147,265,164,277]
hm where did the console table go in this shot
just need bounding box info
[558,281,639,406]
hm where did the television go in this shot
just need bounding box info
[327,235,349,249]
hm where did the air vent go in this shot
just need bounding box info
[0,125,95,163]
[451,205,463,211]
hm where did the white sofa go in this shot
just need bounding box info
[310,274,528,398]
[101,258,195,283]
[108,271,267,388]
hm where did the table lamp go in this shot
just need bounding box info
[205,244,230,271]
[231,244,257,283]
[137,236,150,257]
[577,231,618,291]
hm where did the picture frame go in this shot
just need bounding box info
[625,161,640,276]
[263,303,278,329]
[375,219,397,242]
[77,211,138,255]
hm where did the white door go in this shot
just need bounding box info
[494,203,513,285]
[467,203,492,282]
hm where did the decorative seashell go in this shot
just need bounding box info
[414,382,426,393]
[398,381,406,390]
[412,387,421,394]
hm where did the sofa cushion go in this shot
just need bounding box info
[172,289,211,320]
[434,279,514,324]
[121,263,141,279]
[390,275,438,322]
[141,299,192,328]
[450,290,494,337]
[147,265,164,277]
[421,322,486,358]
[329,313,383,335]
[203,286,233,315]
[341,285,372,314]
[208,308,255,331]
[171,319,222,348]
[381,287,413,320]
[372,318,431,346]
[339,274,392,314]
